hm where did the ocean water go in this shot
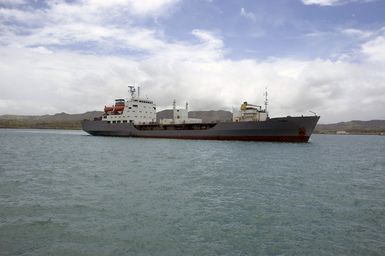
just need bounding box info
[0,129,384,256]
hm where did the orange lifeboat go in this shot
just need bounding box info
[105,99,125,114]
[114,105,124,112]
[104,105,124,114]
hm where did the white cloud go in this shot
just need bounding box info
[82,0,180,17]
[0,0,176,52]
[1,37,385,123]
[31,46,53,54]
[341,28,374,38]
[240,7,256,22]
[0,0,385,123]
[301,0,375,6]
[0,7,41,23]
[302,0,343,5]
[192,29,221,45]
[0,0,25,5]
[362,36,385,62]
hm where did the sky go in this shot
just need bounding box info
[0,0,385,123]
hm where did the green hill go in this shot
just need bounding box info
[1,111,384,134]
[0,110,232,129]
[0,111,103,129]
[315,120,385,134]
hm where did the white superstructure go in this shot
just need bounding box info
[101,85,270,125]
[102,86,156,124]
[232,89,269,122]
[160,100,202,124]
[232,102,268,122]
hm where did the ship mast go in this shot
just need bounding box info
[128,85,136,99]
[264,87,268,114]
[173,99,176,124]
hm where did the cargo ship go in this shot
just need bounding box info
[81,86,320,142]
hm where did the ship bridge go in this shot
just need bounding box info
[102,86,156,125]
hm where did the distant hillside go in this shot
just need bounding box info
[0,111,103,129]
[0,110,232,129]
[1,111,384,134]
[315,120,385,134]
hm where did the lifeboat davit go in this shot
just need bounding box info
[104,106,114,112]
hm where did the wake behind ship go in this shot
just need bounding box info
[82,86,320,142]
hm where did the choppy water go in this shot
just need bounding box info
[0,129,385,256]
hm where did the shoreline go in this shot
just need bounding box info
[1,126,384,136]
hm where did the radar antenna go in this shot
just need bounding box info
[128,85,136,98]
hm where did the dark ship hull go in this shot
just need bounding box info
[81,116,320,142]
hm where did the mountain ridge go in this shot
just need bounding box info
[1,112,384,134]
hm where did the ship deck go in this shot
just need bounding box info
[134,123,217,131]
